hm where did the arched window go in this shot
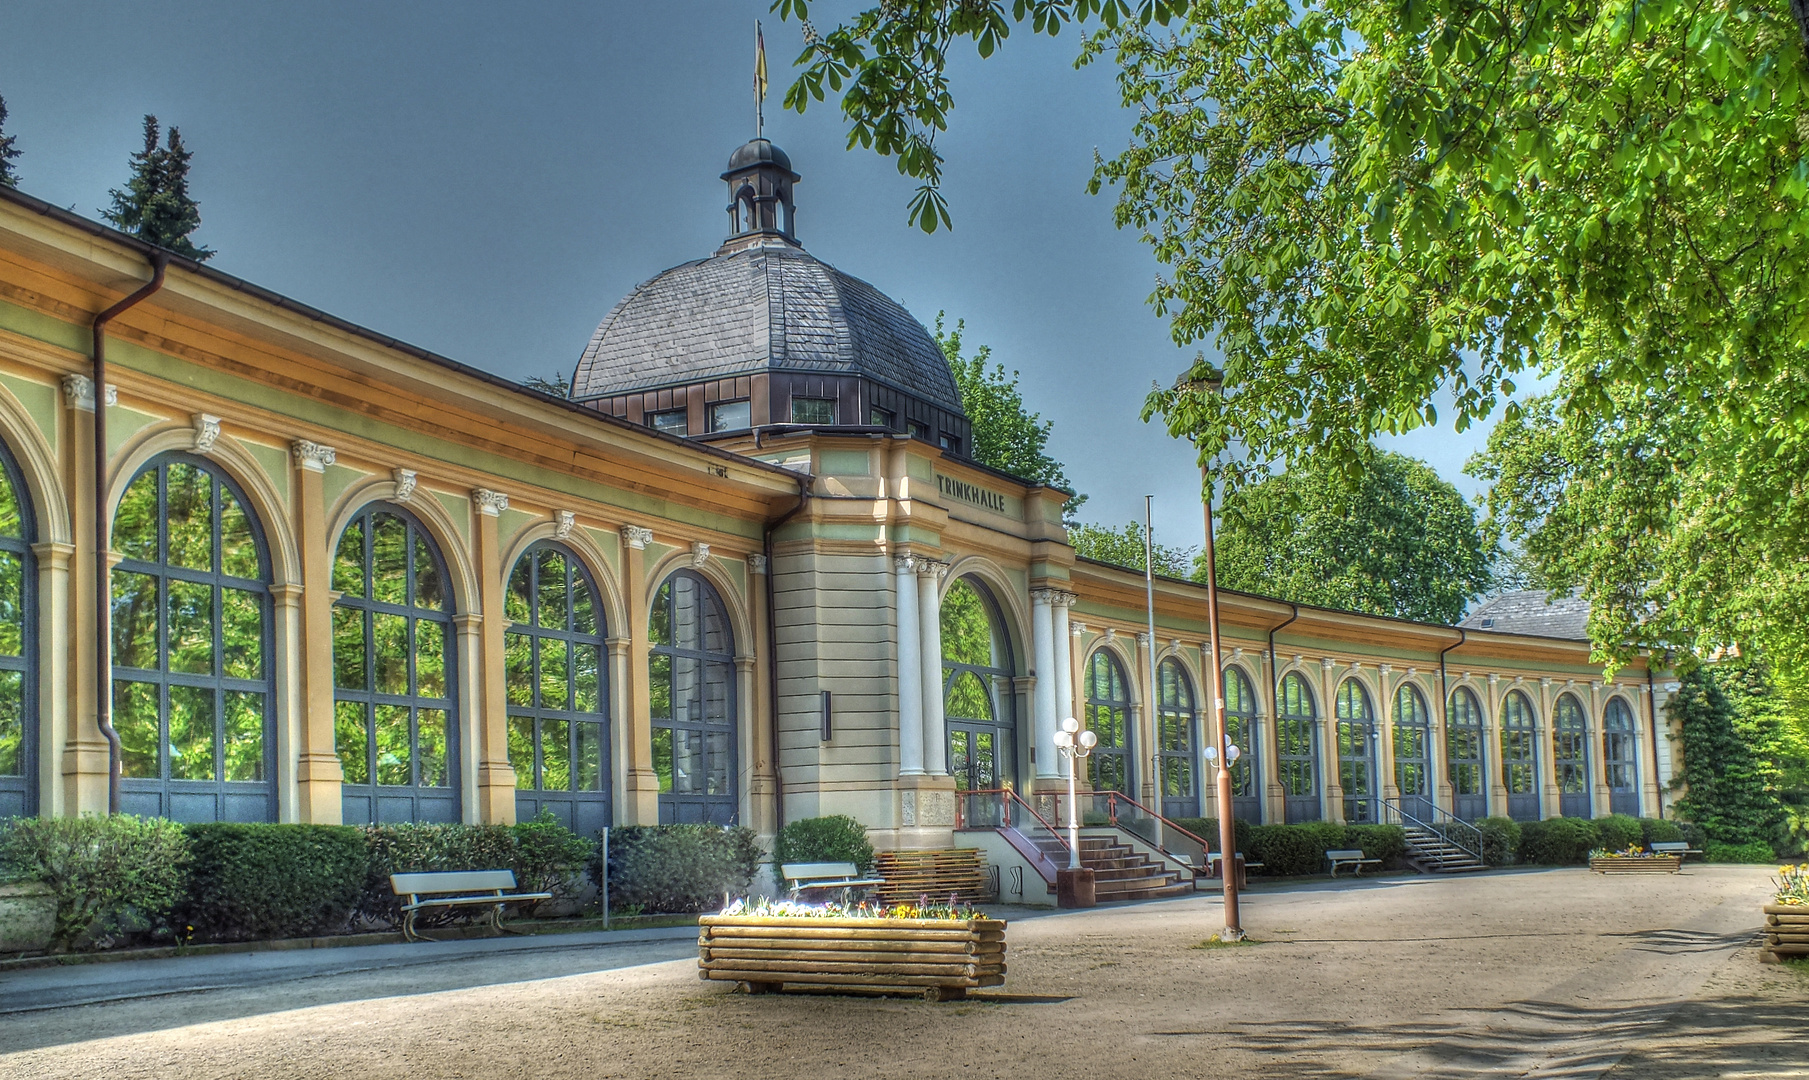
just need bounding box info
[0,445,35,819]
[1223,665,1262,822]
[1501,690,1539,821]
[113,455,273,822]
[1336,679,1378,823]
[1084,650,1132,795]
[506,543,610,834]
[333,505,457,824]
[1554,692,1591,817]
[1603,697,1639,816]
[1277,671,1318,823]
[650,570,736,824]
[1393,683,1433,819]
[1447,687,1487,820]
[1156,657,1196,818]
[941,577,1016,793]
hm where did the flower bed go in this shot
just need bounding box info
[1587,846,1681,875]
[698,898,1006,1001]
[1763,865,1809,964]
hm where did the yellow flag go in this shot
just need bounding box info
[755,21,768,136]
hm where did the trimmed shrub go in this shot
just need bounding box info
[1703,840,1776,864]
[1344,824,1407,864]
[180,824,365,941]
[595,824,763,913]
[0,814,189,949]
[1592,815,1644,852]
[773,815,875,875]
[1477,817,1521,867]
[510,811,599,906]
[1247,822,1345,876]
[1169,817,1254,855]
[1676,821,1709,852]
[1638,817,1683,846]
[1519,817,1600,865]
[359,822,519,927]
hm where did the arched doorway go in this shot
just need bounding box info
[941,577,1017,797]
[505,542,611,835]
[1156,657,1198,818]
[332,504,459,824]
[112,455,275,822]
[1393,682,1433,820]
[1603,697,1639,816]
[1084,649,1133,796]
[1277,672,1319,823]
[649,570,736,824]
[1554,692,1591,818]
[1336,679,1378,823]
[1500,690,1540,821]
[1447,687,1488,821]
[1223,665,1262,823]
[0,441,36,819]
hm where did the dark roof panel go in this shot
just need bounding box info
[1461,589,1592,640]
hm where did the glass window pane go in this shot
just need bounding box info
[542,719,571,790]
[165,463,213,571]
[947,670,993,721]
[702,594,729,655]
[649,652,672,721]
[572,576,597,636]
[373,613,409,695]
[221,587,263,679]
[506,632,533,707]
[0,670,20,775]
[415,618,446,699]
[711,400,751,432]
[374,704,411,785]
[574,644,600,713]
[0,551,21,657]
[167,578,215,675]
[111,569,158,670]
[940,582,993,667]
[417,709,449,787]
[333,521,365,597]
[220,488,259,580]
[649,583,672,647]
[223,690,264,781]
[0,469,20,539]
[576,721,603,792]
[652,725,673,792]
[115,678,160,778]
[706,730,729,795]
[335,701,368,785]
[539,637,569,711]
[536,548,567,630]
[508,716,535,789]
[672,729,703,793]
[114,471,158,562]
[168,684,216,781]
[413,533,444,611]
[371,514,408,606]
[506,557,532,624]
[333,606,366,690]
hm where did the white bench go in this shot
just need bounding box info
[1649,842,1702,859]
[780,861,885,901]
[389,870,553,942]
[1326,849,1382,877]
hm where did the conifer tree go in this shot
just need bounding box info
[0,95,20,188]
[102,115,214,262]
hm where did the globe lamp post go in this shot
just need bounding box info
[1053,717,1096,871]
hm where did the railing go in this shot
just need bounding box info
[1378,797,1484,866]
[954,788,1071,885]
[1030,790,1212,879]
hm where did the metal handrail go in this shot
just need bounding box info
[954,788,1072,852]
[1379,797,1484,865]
[1092,791,1212,878]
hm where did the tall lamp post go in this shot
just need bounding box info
[1053,716,1096,869]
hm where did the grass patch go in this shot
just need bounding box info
[1192,933,1263,949]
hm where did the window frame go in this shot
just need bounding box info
[1084,649,1134,796]
[648,569,738,824]
[790,397,836,425]
[0,440,36,819]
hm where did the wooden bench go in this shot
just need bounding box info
[1650,842,1702,859]
[1326,849,1382,877]
[780,862,886,901]
[389,870,552,942]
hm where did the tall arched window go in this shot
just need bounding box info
[1603,697,1639,816]
[1501,690,1540,821]
[1277,671,1318,823]
[1554,692,1591,818]
[1223,665,1262,822]
[1084,650,1132,795]
[1447,687,1487,820]
[1156,657,1197,818]
[333,505,457,824]
[113,455,273,822]
[1393,683,1432,819]
[506,543,610,834]
[650,569,736,824]
[1336,679,1378,823]
[941,577,1016,793]
[0,446,35,820]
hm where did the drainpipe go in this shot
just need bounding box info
[1646,660,1664,818]
[92,254,168,814]
[1438,629,1466,735]
[1267,601,1300,817]
[763,473,811,833]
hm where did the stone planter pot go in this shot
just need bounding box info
[1761,904,1809,964]
[1588,855,1682,874]
[0,881,56,953]
[698,914,1006,1001]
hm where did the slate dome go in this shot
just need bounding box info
[726,137,793,175]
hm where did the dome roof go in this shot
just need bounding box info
[571,243,964,412]
[725,138,794,176]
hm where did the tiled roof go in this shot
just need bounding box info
[571,241,963,412]
[1460,589,1592,640]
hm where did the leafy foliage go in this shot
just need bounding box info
[0,814,190,949]
[1591,815,1644,853]
[0,94,20,188]
[935,314,1082,513]
[179,824,365,942]
[773,815,876,875]
[1068,520,1193,576]
[1169,816,1253,855]
[595,824,764,914]
[1668,660,1797,852]
[522,371,572,398]
[1517,817,1600,865]
[1476,817,1521,867]
[1245,821,1345,875]
[1213,450,1495,623]
[358,816,594,927]
[102,115,214,262]
[1703,840,1777,864]
[1639,817,1683,847]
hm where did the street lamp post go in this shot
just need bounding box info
[1053,716,1096,870]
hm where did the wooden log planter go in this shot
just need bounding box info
[698,914,1007,1001]
[1761,904,1809,965]
[1588,855,1682,874]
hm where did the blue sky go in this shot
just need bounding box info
[2,1,1530,548]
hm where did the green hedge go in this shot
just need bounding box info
[1639,817,1683,846]
[360,815,595,927]
[0,814,190,949]
[180,824,365,941]
[1592,815,1645,852]
[1518,818,1600,864]
[595,824,763,913]
[1477,818,1521,866]
[1704,840,1776,863]
[1246,822,1348,875]
[773,815,874,875]
[1169,817,1255,855]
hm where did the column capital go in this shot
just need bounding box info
[621,525,654,550]
[31,541,75,568]
[1135,631,1152,648]
[392,468,418,503]
[1378,663,1392,676]
[553,510,576,540]
[290,440,337,472]
[1054,590,1079,608]
[916,559,950,584]
[1070,621,1087,636]
[689,541,710,567]
[473,489,509,516]
[1030,587,1059,605]
[191,413,222,454]
[892,553,917,573]
[748,553,768,575]
[60,374,116,412]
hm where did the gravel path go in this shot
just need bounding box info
[1,865,1799,1079]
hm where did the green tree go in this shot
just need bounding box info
[103,115,214,262]
[1068,520,1192,576]
[522,371,572,398]
[935,313,1083,513]
[0,94,20,188]
[1668,659,1789,851]
[1211,450,1495,624]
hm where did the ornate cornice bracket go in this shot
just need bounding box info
[290,440,337,473]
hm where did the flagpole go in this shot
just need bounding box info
[755,20,766,139]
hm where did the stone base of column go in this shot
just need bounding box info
[59,737,111,816]
[895,773,960,832]
[296,752,345,824]
[475,762,519,824]
[623,767,663,825]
